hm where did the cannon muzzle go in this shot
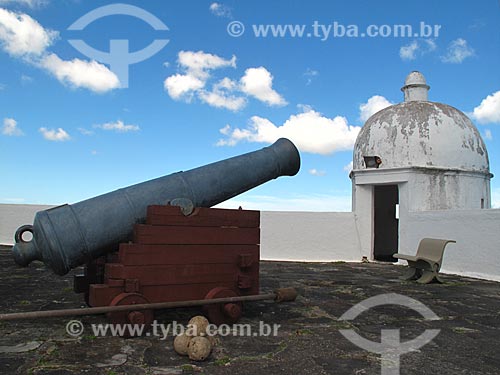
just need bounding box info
[12,138,300,275]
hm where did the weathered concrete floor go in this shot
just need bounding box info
[0,245,499,375]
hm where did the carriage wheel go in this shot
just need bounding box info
[203,287,242,325]
[106,293,154,335]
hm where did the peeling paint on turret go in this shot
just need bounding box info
[351,71,492,213]
[353,83,490,173]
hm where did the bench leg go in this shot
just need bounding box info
[416,270,441,284]
[401,266,421,280]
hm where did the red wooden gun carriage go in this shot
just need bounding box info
[74,205,260,325]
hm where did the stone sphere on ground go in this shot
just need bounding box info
[188,315,210,336]
[173,333,192,356]
[187,336,212,361]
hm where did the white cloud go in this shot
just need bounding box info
[304,68,319,85]
[178,50,236,80]
[40,53,120,93]
[0,0,47,8]
[309,168,326,176]
[484,129,492,141]
[0,9,120,93]
[198,77,246,111]
[343,161,353,173]
[39,127,70,141]
[0,82,5,90]
[399,39,436,61]
[215,193,352,212]
[0,7,58,56]
[198,90,246,111]
[2,117,23,136]
[164,51,236,101]
[217,108,361,155]
[297,104,314,112]
[164,73,205,99]
[471,91,500,124]
[209,2,232,18]
[441,38,474,63]
[94,120,140,133]
[164,51,286,110]
[399,41,419,60]
[219,124,231,135]
[240,67,287,106]
[424,39,437,51]
[359,95,393,121]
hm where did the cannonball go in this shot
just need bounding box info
[188,315,209,336]
[173,333,192,356]
[187,336,212,361]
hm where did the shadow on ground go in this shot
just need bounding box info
[0,246,499,374]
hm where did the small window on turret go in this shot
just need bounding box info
[363,156,382,169]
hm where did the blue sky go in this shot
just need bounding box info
[0,0,499,210]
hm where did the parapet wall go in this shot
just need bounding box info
[0,204,54,245]
[0,204,364,262]
[2,204,499,281]
[261,211,364,261]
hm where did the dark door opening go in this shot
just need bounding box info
[374,185,399,262]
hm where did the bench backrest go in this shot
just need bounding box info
[416,238,456,265]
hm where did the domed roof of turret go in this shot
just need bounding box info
[353,72,489,173]
[404,71,428,86]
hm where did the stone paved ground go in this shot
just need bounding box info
[0,245,499,375]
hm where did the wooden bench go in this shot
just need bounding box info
[393,238,456,284]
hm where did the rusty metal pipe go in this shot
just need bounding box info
[12,138,300,275]
[0,288,298,321]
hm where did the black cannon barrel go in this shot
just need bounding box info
[12,138,300,275]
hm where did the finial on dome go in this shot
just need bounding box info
[401,71,430,102]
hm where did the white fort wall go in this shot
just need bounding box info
[0,204,54,245]
[0,204,364,261]
[1,204,500,281]
[261,211,363,261]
